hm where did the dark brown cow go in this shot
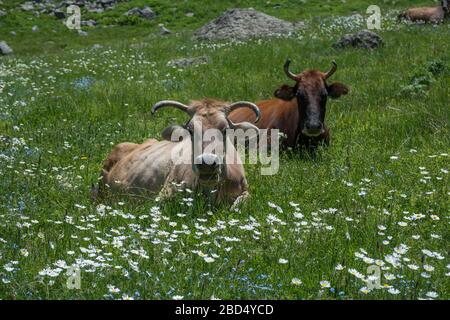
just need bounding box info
[229,59,349,149]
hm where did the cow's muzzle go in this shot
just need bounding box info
[302,120,324,137]
[194,154,223,178]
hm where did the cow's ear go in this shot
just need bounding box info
[327,82,349,99]
[161,125,189,141]
[274,85,296,101]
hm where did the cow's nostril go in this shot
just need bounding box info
[303,121,323,137]
[306,122,322,131]
[194,154,220,172]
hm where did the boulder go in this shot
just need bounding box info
[20,2,35,11]
[81,20,97,27]
[334,29,384,50]
[167,56,209,69]
[53,10,66,20]
[0,41,13,55]
[159,24,172,35]
[193,8,302,41]
[125,6,155,20]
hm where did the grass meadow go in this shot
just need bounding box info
[0,0,449,299]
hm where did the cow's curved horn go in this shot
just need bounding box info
[226,101,261,123]
[151,100,190,115]
[284,59,300,81]
[324,61,337,80]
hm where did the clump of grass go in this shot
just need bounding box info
[400,58,447,97]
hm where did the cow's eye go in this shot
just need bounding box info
[296,88,306,98]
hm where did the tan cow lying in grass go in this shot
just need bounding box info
[399,0,449,23]
[99,99,260,206]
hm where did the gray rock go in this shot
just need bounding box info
[53,10,66,19]
[125,7,140,16]
[140,6,155,19]
[167,56,209,69]
[81,20,97,27]
[159,24,172,35]
[334,29,384,50]
[87,7,105,14]
[78,30,88,36]
[0,41,13,55]
[32,25,39,32]
[10,31,16,37]
[193,8,302,41]
[20,2,35,11]
[125,6,155,20]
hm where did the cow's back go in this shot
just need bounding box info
[229,98,299,147]
[405,6,445,22]
[105,139,180,193]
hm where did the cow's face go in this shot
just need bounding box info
[274,60,349,137]
[152,99,260,181]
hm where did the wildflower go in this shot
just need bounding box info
[388,288,400,295]
[268,202,283,213]
[335,264,345,271]
[359,287,370,294]
[384,273,396,280]
[407,264,419,270]
[172,295,184,300]
[278,258,288,264]
[320,281,330,288]
[423,265,434,272]
[425,291,438,299]
[107,285,120,293]
[291,278,302,286]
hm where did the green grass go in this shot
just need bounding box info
[0,0,449,300]
[0,0,439,55]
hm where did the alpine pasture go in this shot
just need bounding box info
[0,0,449,300]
